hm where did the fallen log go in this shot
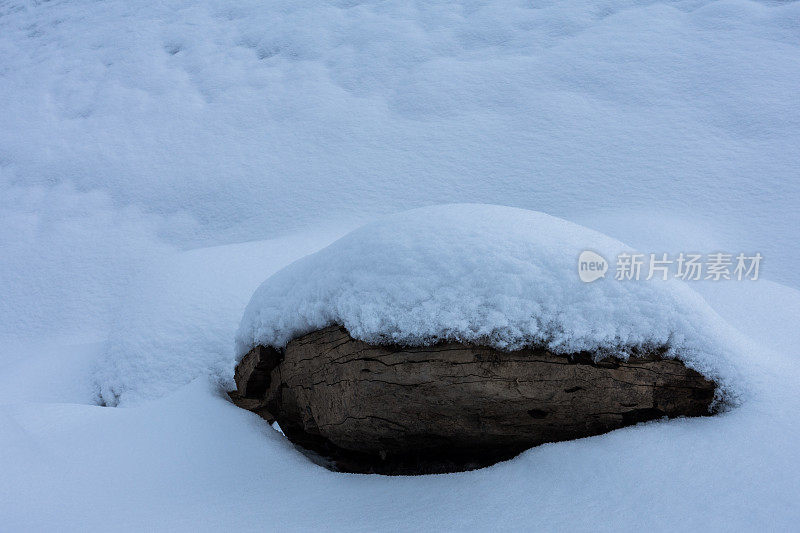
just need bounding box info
[232,325,716,474]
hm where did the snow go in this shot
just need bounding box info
[236,204,741,395]
[2,0,800,347]
[1,0,799,529]
[94,227,349,407]
[1,280,798,531]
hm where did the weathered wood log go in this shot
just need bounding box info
[232,325,716,474]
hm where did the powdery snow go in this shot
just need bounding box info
[236,204,741,394]
[0,263,797,532]
[93,227,349,407]
[1,0,798,528]
[3,0,800,347]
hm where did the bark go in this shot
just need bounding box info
[231,325,716,474]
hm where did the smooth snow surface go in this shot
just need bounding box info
[94,228,349,407]
[237,204,740,391]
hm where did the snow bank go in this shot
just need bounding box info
[93,228,347,407]
[236,204,740,390]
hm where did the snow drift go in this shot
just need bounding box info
[236,204,740,393]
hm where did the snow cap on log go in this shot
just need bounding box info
[236,204,739,390]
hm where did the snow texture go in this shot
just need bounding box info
[237,204,740,392]
[1,266,798,532]
[3,0,800,347]
[0,0,798,528]
[93,228,348,407]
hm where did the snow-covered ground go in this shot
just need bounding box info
[1,0,799,530]
[2,244,799,531]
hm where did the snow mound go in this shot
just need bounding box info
[236,204,740,388]
[92,229,347,407]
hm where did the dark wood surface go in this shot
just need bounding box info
[233,325,716,474]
